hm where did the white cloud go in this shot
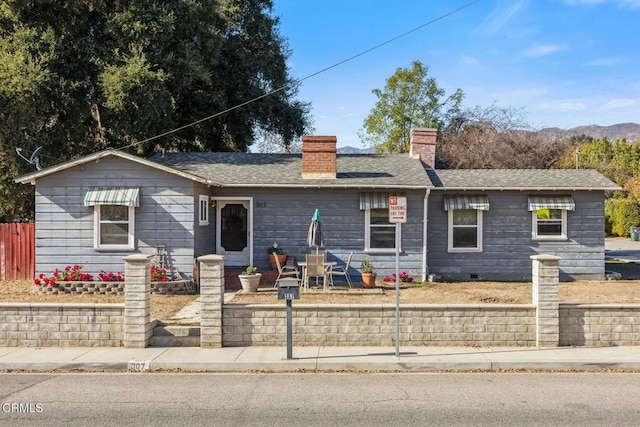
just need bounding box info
[538,101,587,112]
[459,56,479,65]
[601,98,638,110]
[564,0,640,9]
[585,57,624,66]
[521,43,566,57]
[477,0,529,35]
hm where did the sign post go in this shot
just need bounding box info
[277,278,300,360]
[388,196,407,357]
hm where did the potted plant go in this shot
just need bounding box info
[267,241,286,270]
[238,266,261,292]
[361,256,377,287]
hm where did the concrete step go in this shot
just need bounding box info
[150,323,201,347]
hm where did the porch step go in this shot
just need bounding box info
[149,323,201,347]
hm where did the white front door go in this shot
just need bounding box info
[215,199,252,266]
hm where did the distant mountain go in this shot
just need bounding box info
[337,146,375,154]
[289,146,375,154]
[293,123,640,155]
[540,123,640,142]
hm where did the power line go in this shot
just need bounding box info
[119,0,482,151]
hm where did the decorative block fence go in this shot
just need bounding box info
[221,304,536,347]
[0,303,123,347]
[2,254,640,348]
[34,280,194,295]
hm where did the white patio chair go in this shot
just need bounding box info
[273,252,299,287]
[303,254,330,290]
[330,252,354,288]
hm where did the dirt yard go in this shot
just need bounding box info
[228,280,640,305]
[2,260,639,319]
[0,280,198,322]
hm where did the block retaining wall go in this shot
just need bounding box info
[34,280,194,296]
[3,301,640,348]
[560,304,640,346]
[0,303,124,347]
[222,304,537,347]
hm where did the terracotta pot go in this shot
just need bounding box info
[361,273,377,288]
[269,254,287,270]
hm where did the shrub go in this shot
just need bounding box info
[242,266,258,275]
[34,265,94,286]
[150,265,178,282]
[98,271,125,282]
[605,197,640,236]
[35,264,180,286]
[383,272,414,283]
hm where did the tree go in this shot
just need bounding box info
[0,0,310,221]
[359,60,463,153]
[438,104,568,169]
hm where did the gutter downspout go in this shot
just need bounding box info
[422,188,431,282]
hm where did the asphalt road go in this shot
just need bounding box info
[1,372,639,426]
[605,237,640,263]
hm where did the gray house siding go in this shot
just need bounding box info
[193,182,216,258]
[427,191,606,281]
[34,156,197,279]
[208,187,426,281]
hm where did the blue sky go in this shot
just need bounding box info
[273,0,640,147]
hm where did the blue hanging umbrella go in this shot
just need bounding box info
[307,209,324,254]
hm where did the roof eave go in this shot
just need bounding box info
[15,149,222,187]
[431,186,622,192]
[221,183,430,189]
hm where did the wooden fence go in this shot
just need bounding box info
[0,223,35,280]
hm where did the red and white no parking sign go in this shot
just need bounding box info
[388,196,407,223]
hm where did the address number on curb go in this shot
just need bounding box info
[128,360,151,371]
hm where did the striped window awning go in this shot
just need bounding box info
[443,195,490,211]
[359,192,404,210]
[528,196,574,211]
[83,187,140,207]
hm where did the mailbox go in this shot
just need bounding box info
[277,278,300,300]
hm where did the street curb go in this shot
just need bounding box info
[3,360,640,373]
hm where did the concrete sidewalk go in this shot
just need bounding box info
[1,345,640,372]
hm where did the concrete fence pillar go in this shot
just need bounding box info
[123,254,152,348]
[531,254,561,347]
[198,255,225,348]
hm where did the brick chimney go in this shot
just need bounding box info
[301,135,337,179]
[409,128,437,169]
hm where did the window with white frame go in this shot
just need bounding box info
[448,209,483,252]
[199,195,209,226]
[528,196,573,240]
[532,208,567,239]
[359,192,403,252]
[365,208,397,251]
[94,205,135,249]
[444,195,489,253]
[84,187,139,250]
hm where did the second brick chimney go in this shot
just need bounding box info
[409,128,437,169]
[301,135,337,179]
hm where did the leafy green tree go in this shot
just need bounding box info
[558,135,640,236]
[605,197,640,237]
[0,0,310,221]
[360,60,464,153]
[559,136,640,185]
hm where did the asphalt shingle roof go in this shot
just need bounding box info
[429,168,620,191]
[16,148,621,193]
[149,152,430,189]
